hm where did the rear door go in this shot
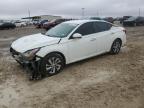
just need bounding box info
[93,22,113,53]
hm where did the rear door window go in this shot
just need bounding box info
[93,22,112,33]
[74,22,95,36]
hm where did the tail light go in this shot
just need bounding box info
[123,29,126,34]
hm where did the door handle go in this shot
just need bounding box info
[90,38,97,41]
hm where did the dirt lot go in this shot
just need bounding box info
[0,25,144,108]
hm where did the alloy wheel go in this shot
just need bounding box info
[46,57,62,74]
[112,41,121,53]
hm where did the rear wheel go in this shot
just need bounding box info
[110,39,122,54]
[134,22,137,26]
[40,53,65,77]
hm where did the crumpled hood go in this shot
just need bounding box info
[11,33,60,53]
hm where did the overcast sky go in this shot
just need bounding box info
[0,0,144,19]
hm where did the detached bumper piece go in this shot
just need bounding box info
[10,47,42,80]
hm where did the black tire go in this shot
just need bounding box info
[110,39,122,54]
[40,53,65,77]
[134,23,137,27]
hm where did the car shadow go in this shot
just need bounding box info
[25,52,114,81]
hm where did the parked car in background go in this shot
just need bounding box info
[120,16,132,24]
[0,22,16,30]
[114,17,122,21]
[103,17,114,23]
[89,17,102,20]
[43,19,70,30]
[10,20,126,79]
[15,21,27,27]
[42,22,49,29]
[123,16,144,27]
[32,20,40,25]
[36,20,49,28]
[26,21,33,26]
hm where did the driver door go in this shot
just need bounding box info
[67,22,98,63]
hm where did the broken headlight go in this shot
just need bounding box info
[23,48,40,60]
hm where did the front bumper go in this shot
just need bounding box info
[10,47,42,78]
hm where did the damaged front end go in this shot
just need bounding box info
[10,47,43,80]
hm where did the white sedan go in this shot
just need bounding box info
[10,20,126,79]
[15,21,27,27]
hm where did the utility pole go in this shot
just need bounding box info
[28,9,31,21]
[97,11,99,17]
[82,8,85,18]
[139,8,141,16]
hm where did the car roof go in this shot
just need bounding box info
[64,20,107,25]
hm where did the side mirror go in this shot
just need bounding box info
[72,33,82,39]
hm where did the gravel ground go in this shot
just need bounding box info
[0,25,144,108]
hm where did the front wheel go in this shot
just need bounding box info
[40,53,65,77]
[110,39,122,54]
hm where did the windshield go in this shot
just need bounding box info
[45,23,78,38]
[127,17,137,21]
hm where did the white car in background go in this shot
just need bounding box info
[15,21,27,27]
[10,20,126,79]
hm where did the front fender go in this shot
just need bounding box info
[36,43,68,63]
